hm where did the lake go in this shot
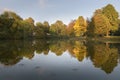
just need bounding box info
[0,40,120,80]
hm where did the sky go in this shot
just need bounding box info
[0,0,120,24]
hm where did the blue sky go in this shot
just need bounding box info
[0,0,120,24]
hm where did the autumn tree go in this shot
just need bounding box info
[66,20,75,37]
[74,16,87,37]
[92,10,111,36]
[102,4,119,34]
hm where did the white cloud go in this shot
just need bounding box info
[38,0,53,9]
[3,8,14,12]
[0,7,4,13]
[0,8,14,14]
[39,0,47,8]
[0,8,2,13]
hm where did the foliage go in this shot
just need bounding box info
[102,4,119,32]
[34,22,46,38]
[86,18,95,37]
[74,16,87,37]
[92,12,110,36]
[43,21,50,33]
[0,4,120,39]
[50,20,67,37]
[66,20,75,37]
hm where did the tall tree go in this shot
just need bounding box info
[34,22,45,38]
[43,21,50,34]
[50,20,66,37]
[74,16,87,37]
[24,17,35,37]
[0,11,23,39]
[102,4,119,33]
[86,17,95,37]
[92,10,111,36]
[66,20,75,37]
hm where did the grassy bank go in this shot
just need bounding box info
[87,36,120,43]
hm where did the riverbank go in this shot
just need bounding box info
[87,36,120,43]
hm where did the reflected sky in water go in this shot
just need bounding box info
[0,40,120,80]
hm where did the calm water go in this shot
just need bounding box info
[0,40,120,80]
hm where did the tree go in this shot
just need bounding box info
[0,11,24,39]
[0,15,15,39]
[86,17,95,37]
[24,17,35,37]
[50,20,67,37]
[102,4,119,33]
[74,16,87,37]
[34,22,45,38]
[43,21,50,34]
[92,11,111,36]
[0,11,23,20]
[25,17,34,25]
[118,19,120,28]
[66,20,75,37]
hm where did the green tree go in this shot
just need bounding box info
[43,21,50,34]
[86,18,95,37]
[0,15,14,39]
[34,22,46,38]
[24,17,35,37]
[0,11,24,39]
[74,16,87,37]
[50,20,66,37]
[0,11,22,20]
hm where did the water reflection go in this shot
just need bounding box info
[0,40,120,75]
[87,41,119,74]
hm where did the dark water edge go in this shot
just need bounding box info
[0,38,120,80]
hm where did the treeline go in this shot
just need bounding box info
[0,4,120,39]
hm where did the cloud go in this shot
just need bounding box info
[0,7,4,13]
[0,8,2,13]
[39,0,47,8]
[38,0,53,9]
[0,8,14,14]
[3,8,14,12]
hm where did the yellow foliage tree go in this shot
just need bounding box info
[74,16,87,37]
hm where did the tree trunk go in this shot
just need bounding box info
[106,31,109,37]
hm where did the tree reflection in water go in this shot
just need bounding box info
[0,40,120,74]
